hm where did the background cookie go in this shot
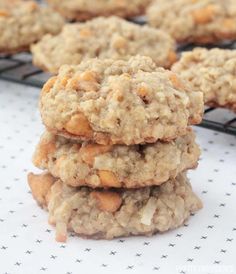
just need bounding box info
[172,48,236,112]
[147,0,236,44]
[0,0,64,54]
[31,16,176,74]
[47,0,150,21]
[33,129,200,188]
[28,172,202,241]
[40,56,204,145]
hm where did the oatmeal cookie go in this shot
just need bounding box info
[172,48,236,112]
[0,0,64,54]
[46,0,150,21]
[40,56,204,145]
[28,172,202,241]
[33,129,200,188]
[147,0,236,44]
[31,16,176,74]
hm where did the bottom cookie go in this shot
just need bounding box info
[28,172,202,241]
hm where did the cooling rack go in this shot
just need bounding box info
[0,39,236,136]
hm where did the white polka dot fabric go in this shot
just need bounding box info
[0,80,235,274]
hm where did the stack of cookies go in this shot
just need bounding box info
[28,55,204,241]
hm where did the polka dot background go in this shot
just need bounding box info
[0,80,235,274]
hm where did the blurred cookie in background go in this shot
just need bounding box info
[31,16,177,73]
[46,0,151,21]
[147,0,236,44]
[0,0,64,54]
[172,48,236,112]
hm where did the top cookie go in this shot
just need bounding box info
[47,0,150,21]
[147,0,236,44]
[40,56,203,145]
[31,16,176,74]
[0,0,64,54]
[172,48,236,112]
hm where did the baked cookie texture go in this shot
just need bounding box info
[172,48,236,112]
[0,0,64,54]
[40,56,204,145]
[46,0,150,21]
[33,129,200,188]
[31,16,176,74]
[28,172,202,241]
[147,0,236,44]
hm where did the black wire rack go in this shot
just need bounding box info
[0,39,236,136]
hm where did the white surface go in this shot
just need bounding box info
[0,80,236,274]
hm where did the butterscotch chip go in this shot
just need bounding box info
[42,77,57,94]
[29,172,202,240]
[98,170,121,188]
[33,129,200,188]
[46,0,150,21]
[31,16,176,74]
[0,0,64,54]
[39,56,203,145]
[169,73,185,90]
[222,18,235,30]
[65,113,93,138]
[27,172,56,207]
[0,9,9,17]
[192,5,216,24]
[172,48,236,112]
[91,191,122,212]
[136,86,148,98]
[167,50,177,64]
[80,144,112,166]
[147,0,236,44]
[33,133,56,167]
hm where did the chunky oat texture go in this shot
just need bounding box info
[40,56,203,145]
[147,0,236,44]
[47,0,150,21]
[31,16,176,74]
[28,172,202,240]
[33,129,200,188]
[172,48,236,112]
[0,0,64,54]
